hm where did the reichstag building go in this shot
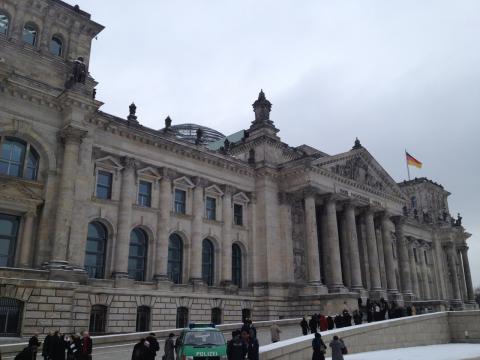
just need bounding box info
[0,0,476,337]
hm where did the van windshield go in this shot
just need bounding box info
[184,331,225,346]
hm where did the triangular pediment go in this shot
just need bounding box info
[95,156,123,170]
[173,176,195,188]
[0,180,44,204]
[233,192,250,203]
[137,166,160,179]
[312,148,405,199]
[205,185,224,196]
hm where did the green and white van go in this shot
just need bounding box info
[176,323,227,360]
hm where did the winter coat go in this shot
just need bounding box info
[308,318,318,333]
[131,342,148,360]
[311,338,326,360]
[79,336,92,360]
[163,338,175,360]
[300,319,309,335]
[226,336,247,360]
[329,339,346,360]
[66,339,80,360]
[50,336,66,360]
[327,317,334,330]
[319,316,328,332]
[42,336,53,359]
[246,338,259,360]
[15,347,35,360]
[145,336,159,360]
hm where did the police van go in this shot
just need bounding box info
[176,323,227,360]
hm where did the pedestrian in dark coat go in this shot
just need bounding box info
[300,317,309,335]
[326,316,334,330]
[65,335,81,360]
[15,346,35,360]
[28,334,41,360]
[353,310,362,325]
[79,332,92,360]
[319,315,328,332]
[50,332,66,360]
[227,331,247,360]
[329,336,346,360]
[311,332,326,360]
[42,332,54,360]
[145,333,159,360]
[163,334,175,360]
[241,330,259,360]
[131,339,149,360]
[308,316,317,334]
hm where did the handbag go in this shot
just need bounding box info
[341,346,348,355]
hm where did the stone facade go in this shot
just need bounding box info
[0,0,476,338]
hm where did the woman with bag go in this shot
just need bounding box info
[311,333,326,360]
[329,336,347,360]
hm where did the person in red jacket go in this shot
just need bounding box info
[80,331,92,360]
[319,314,328,332]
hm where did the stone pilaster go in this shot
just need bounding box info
[459,246,475,303]
[112,157,137,279]
[456,248,468,301]
[417,241,431,300]
[363,208,382,292]
[304,190,322,287]
[380,212,398,294]
[278,192,295,284]
[220,186,234,285]
[189,177,207,284]
[446,242,462,303]
[407,238,420,298]
[154,169,173,283]
[393,216,413,298]
[344,203,363,291]
[338,213,351,289]
[323,196,345,292]
[49,126,87,268]
[18,211,36,268]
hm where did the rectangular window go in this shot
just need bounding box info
[424,251,428,265]
[413,248,418,263]
[206,197,216,220]
[234,204,243,226]
[96,171,112,200]
[174,189,186,214]
[138,181,152,207]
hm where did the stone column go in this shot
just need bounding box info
[459,246,475,302]
[323,196,345,292]
[446,243,462,302]
[338,214,351,289]
[363,208,382,291]
[380,213,398,293]
[279,192,295,284]
[220,186,234,285]
[154,170,173,282]
[456,248,468,301]
[407,239,420,298]
[418,242,431,299]
[304,191,322,286]
[393,216,412,297]
[344,203,363,291]
[189,178,206,283]
[18,211,36,268]
[112,157,137,278]
[50,126,87,267]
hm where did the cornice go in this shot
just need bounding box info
[230,135,304,162]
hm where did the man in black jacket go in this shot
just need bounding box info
[227,331,247,360]
[145,333,159,360]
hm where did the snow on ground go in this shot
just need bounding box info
[325,344,480,360]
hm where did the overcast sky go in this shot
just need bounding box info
[71,0,480,287]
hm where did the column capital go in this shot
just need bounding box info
[302,186,318,199]
[59,125,87,144]
[121,156,138,170]
[278,191,294,205]
[160,167,177,181]
[25,210,37,218]
[193,176,208,188]
[320,193,344,205]
[223,185,236,196]
[457,244,469,252]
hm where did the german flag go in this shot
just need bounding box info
[406,152,422,168]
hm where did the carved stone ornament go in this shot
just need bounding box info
[330,156,385,191]
[122,156,137,170]
[252,89,272,123]
[59,126,87,144]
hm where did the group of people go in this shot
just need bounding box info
[226,319,260,360]
[300,310,358,335]
[312,333,347,360]
[15,331,92,360]
[131,333,176,360]
[363,298,416,322]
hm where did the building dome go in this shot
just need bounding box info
[170,123,225,144]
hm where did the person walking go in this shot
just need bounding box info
[311,333,326,360]
[353,310,362,325]
[319,314,328,332]
[50,332,66,360]
[131,339,149,360]
[270,322,281,343]
[326,316,334,330]
[300,317,309,335]
[308,316,317,334]
[28,334,41,360]
[329,336,346,360]
[163,333,175,360]
[242,329,259,360]
[42,332,54,360]
[79,332,92,360]
[66,335,81,360]
[145,333,159,360]
[227,330,247,360]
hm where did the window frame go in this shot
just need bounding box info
[233,203,243,226]
[201,238,215,286]
[22,22,38,46]
[138,180,152,208]
[176,307,189,329]
[0,137,39,181]
[167,233,183,284]
[211,307,222,325]
[232,243,242,288]
[84,221,107,279]
[174,188,187,215]
[136,306,151,332]
[128,228,148,282]
[0,213,20,268]
[89,305,107,335]
[49,35,63,56]
[0,12,10,36]
[0,298,23,337]
[205,196,216,221]
[95,170,113,200]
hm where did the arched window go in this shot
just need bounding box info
[232,243,242,288]
[136,306,150,332]
[168,234,183,284]
[89,305,107,335]
[84,222,107,279]
[22,23,38,46]
[176,307,189,328]
[49,35,63,56]
[128,228,148,281]
[242,308,251,323]
[0,298,23,336]
[202,239,214,286]
[211,307,222,325]
[411,196,417,209]
[0,214,20,267]
[0,12,9,35]
[0,137,39,180]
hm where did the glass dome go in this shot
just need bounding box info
[170,123,225,144]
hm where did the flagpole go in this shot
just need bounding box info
[405,150,411,180]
